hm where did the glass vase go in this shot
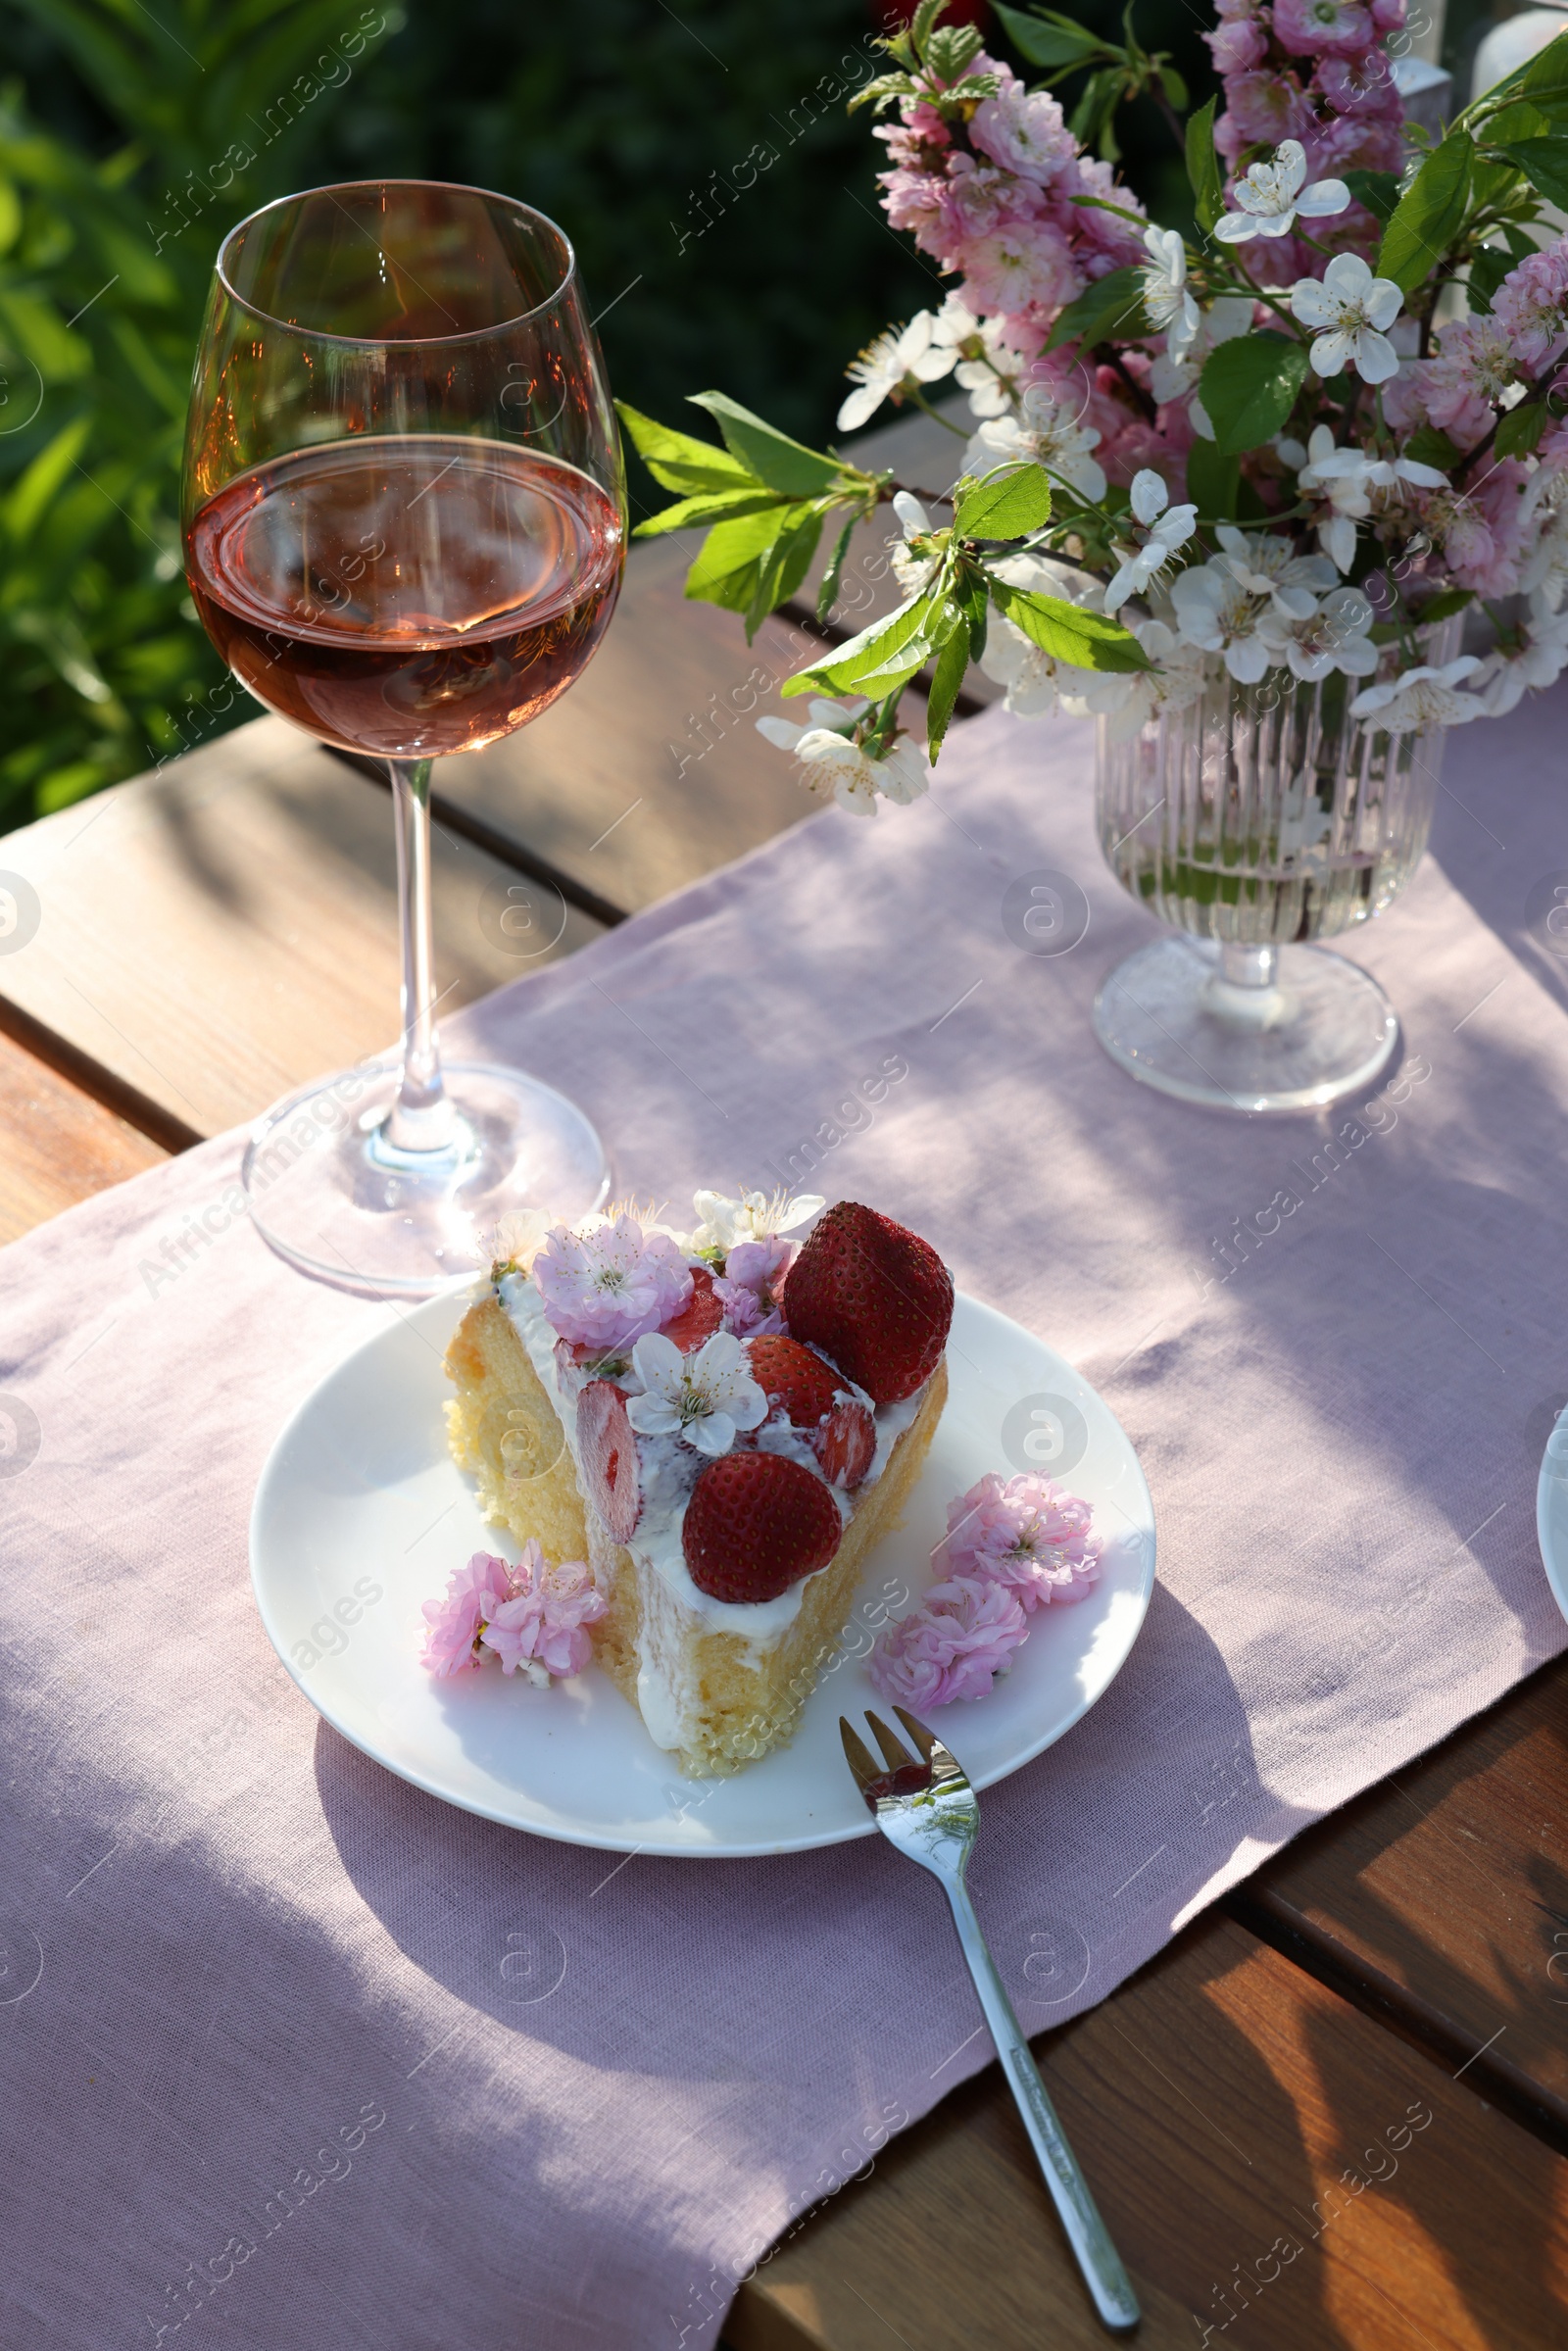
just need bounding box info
[1091,621,1461,1113]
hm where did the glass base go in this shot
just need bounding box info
[241,1059,610,1297]
[1092,937,1397,1114]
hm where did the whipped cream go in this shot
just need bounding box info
[495,1268,926,1750]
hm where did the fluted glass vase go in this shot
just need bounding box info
[1091,622,1461,1113]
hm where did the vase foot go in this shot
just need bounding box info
[1092,937,1397,1114]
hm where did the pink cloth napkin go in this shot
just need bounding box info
[3,692,1564,2350]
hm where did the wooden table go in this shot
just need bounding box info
[3,409,1564,2349]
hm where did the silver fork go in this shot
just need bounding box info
[841,1704,1140,2334]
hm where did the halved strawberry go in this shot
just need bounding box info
[819,1396,875,1489]
[783,1200,953,1406]
[747,1335,874,1490]
[682,1451,843,1603]
[658,1262,724,1353]
[577,1379,641,1543]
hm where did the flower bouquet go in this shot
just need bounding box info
[620,0,1568,1106]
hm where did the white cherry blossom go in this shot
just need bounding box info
[930,294,1019,419]
[1290,255,1403,384]
[1470,592,1568,715]
[1259,585,1379,682]
[1077,618,1209,739]
[962,382,1106,502]
[1213,525,1337,619]
[1170,562,1273,684]
[1141,225,1199,356]
[838,314,955,432]
[690,1187,824,1252]
[757,700,930,818]
[625,1330,768,1457]
[889,491,941,598]
[1214,140,1349,244]
[1349,657,1485,733]
[1103,470,1198,612]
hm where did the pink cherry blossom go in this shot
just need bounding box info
[879,167,950,253]
[479,1541,606,1682]
[969,77,1075,185]
[955,218,1082,317]
[420,1551,515,1678]
[1217,73,1315,161]
[1492,236,1568,369]
[867,1576,1030,1709]
[1313,50,1397,116]
[936,1472,1103,1610]
[712,1235,796,1338]
[1273,0,1375,53]
[532,1213,692,1353]
[1206,18,1268,73]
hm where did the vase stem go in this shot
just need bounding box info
[1220,943,1279,992]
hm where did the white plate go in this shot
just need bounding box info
[250,1291,1156,1857]
[1537,1410,1568,1624]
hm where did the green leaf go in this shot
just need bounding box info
[1495,400,1548,459]
[925,622,970,763]
[781,586,941,698]
[615,400,754,494]
[685,502,820,641]
[632,485,789,537]
[1415,587,1473,624]
[988,580,1151,671]
[688,391,845,497]
[1402,425,1461,471]
[992,2,1104,69]
[1496,136,1568,211]
[1158,63,1189,112]
[1184,435,1241,524]
[1518,29,1568,108]
[1044,266,1152,356]
[816,514,857,624]
[1376,131,1475,293]
[1199,334,1310,456]
[744,510,823,638]
[954,462,1053,540]
[1341,168,1400,224]
[1185,96,1224,233]
[954,562,989,665]
[3,415,91,542]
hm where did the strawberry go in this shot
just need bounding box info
[682,1452,843,1602]
[783,1200,953,1405]
[577,1379,641,1543]
[747,1335,875,1491]
[819,1396,875,1489]
[658,1262,724,1353]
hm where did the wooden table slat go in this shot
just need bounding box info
[0,1025,169,1246]
[0,715,603,1141]
[731,1913,1568,2351]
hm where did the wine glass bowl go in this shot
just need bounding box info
[182,182,623,1292]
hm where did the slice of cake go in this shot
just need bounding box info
[444,1189,954,1777]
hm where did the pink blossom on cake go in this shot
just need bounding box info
[479,1542,606,1684]
[713,1235,797,1337]
[532,1213,692,1352]
[937,1471,1103,1609]
[867,1576,1031,1708]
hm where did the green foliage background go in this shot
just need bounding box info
[0,0,1241,832]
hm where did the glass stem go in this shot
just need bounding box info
[1220,943,1279,992]
[386,758,456,1153]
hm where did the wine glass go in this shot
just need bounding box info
[182,180,623,1295]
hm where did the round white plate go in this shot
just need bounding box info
[250,1291,1156,1857]
[1537,1410,1568,1624]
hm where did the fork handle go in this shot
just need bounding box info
[944,1882,1140,2333]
